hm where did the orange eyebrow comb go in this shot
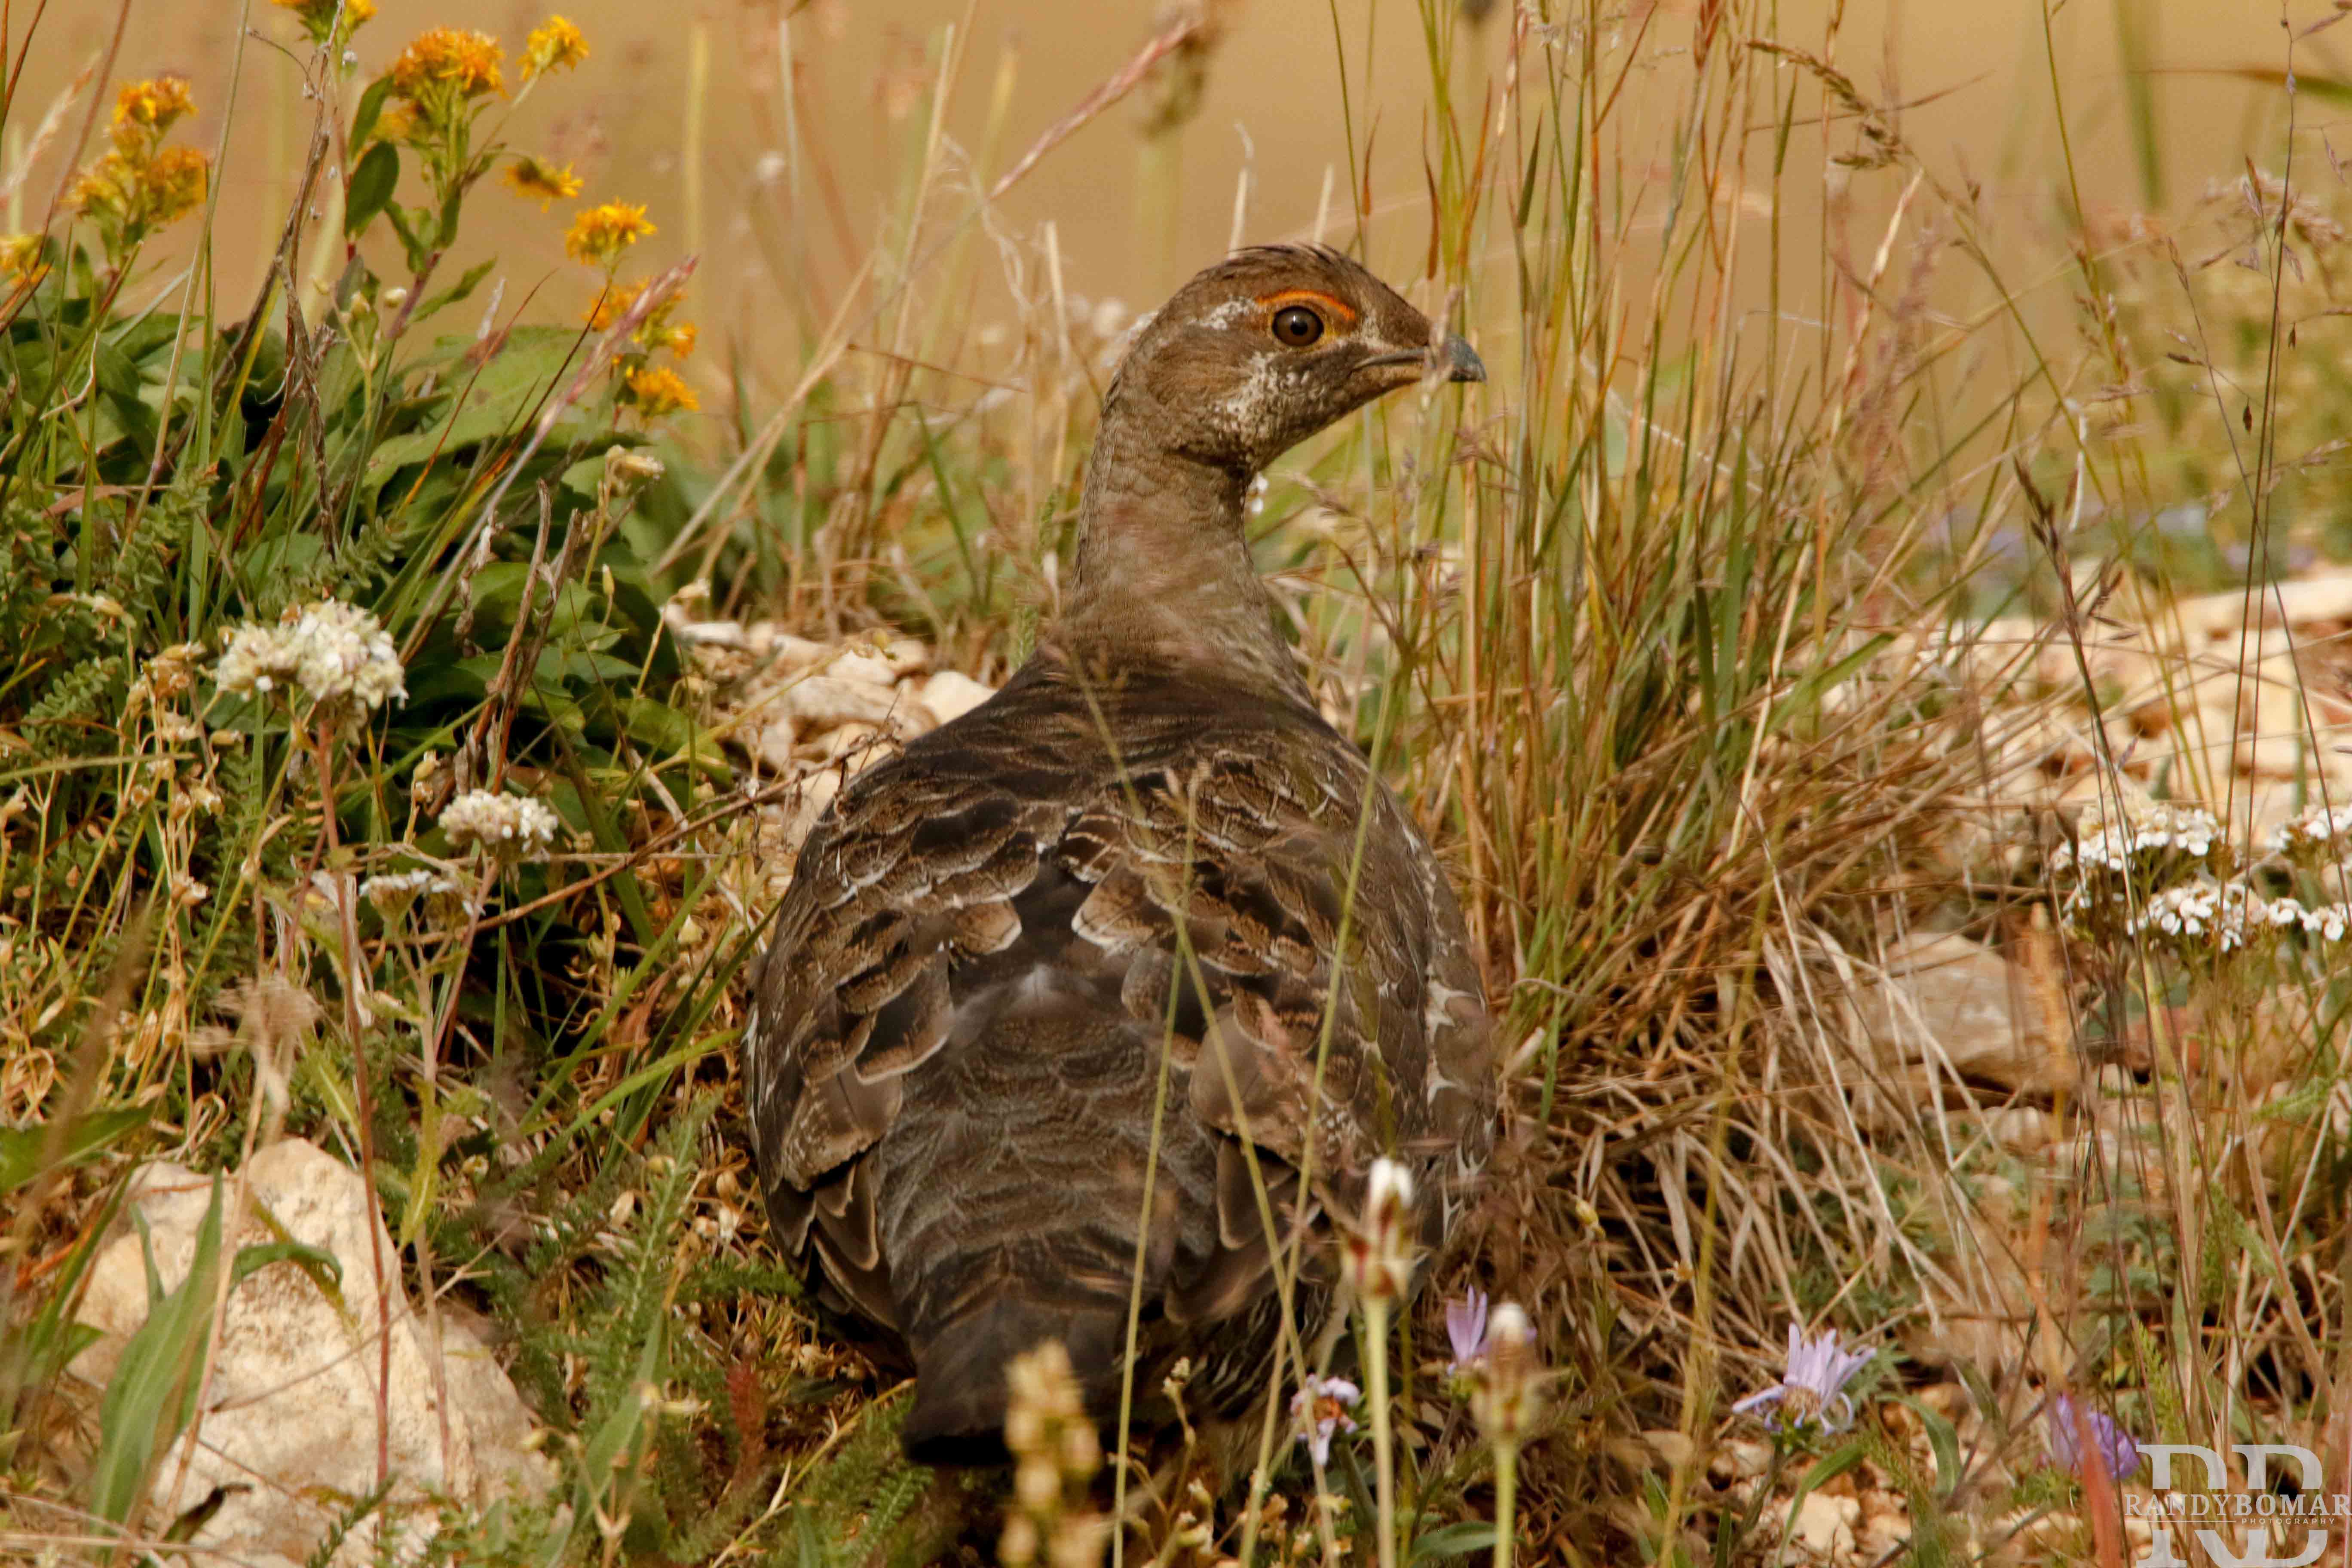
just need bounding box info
[1254,288,1359,327]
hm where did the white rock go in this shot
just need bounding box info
[1709,1436,1773,1482]
[783,766,843,845]
[809,721,894,765]
[746,626,832,669]
[1977,1106,2060,1152]
[823,649,901,687]
[1837,931,2072,1104]
[918,670,995,727]
[1789,1490,1859,1563]
[877,637,932,677]
[1855,1489,1911,1560]
[755,719,798,773]
[67,1140,551,1567]
[668,618,747,649]
[784,675,910,735]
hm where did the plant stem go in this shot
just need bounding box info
[1493,1435,1519,1568]
[1366,1296,1397,1568]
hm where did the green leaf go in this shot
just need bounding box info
[0,1105,152,1193]
[413,257,498,325]
[383,202,430,273]
[1893,1394,1963,1498]
[349,75,394,147]
[229,1238,343,1296]
[1409,1522,1499,1562]
[345,143,400,238]
[435,178,466,251]
[87,1179,227,1528]
[364,327,582,479]
[615,695,703,756]
[92,340,144,400]
[793,1509,827,1568]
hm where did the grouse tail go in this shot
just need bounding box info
[899,1296,1127,1467]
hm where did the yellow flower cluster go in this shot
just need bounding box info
[563,202,654,268]
[587,267,699,420]
[585,277,697,358]
[0,233,47,290]
[270,0,375,45]
[622,366,697,417]
[69,77,210,254]
[387,27,505,104]
[522,16,589,80]
[112,76,195,137]
[502,154,582,210]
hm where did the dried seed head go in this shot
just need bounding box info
[1342,1156,1418,1302]
[1470,1301,1543,1445]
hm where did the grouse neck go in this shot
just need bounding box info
[1057,413,1314,708]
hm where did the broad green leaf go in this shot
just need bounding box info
[364,328,583,479]
[1410,1522,1500,1562]
[87,1179,226,1528]
[228,1238,343,1297]
[414,257,498,325]
[349,75,394,147]
[345,143,400,237]
[0,1105,151,1193]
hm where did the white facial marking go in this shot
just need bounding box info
[1216,350,1285,439]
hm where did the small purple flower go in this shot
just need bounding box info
[2046,1393,2140,1482]
[1446,1287,1490,1372]
[1291,1375,1361,1466]
[1732,1320,1873,1433]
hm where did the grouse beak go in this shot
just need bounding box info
[1437,333,1485,384]
[1360,335,1487,383]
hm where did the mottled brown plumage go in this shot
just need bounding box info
[742,245,1494,1464]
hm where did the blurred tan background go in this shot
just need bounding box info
[3,0,2328,398]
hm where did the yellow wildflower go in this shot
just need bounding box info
[141,147,209,226]
[70,144,207,240]
[522,16,589,80]
[563,201,654,267]
[271,0,375,42]
[387,28,505,102]
[372,103,420,144]
[70,153,140,219]
[112,76,195,137]
[0,233,47,289]
[70,75,211,254]
[584,278,697,358]
[109,77,195,156]
[622,365,697,416]
[502,154,582,210]
[584,277,647,331]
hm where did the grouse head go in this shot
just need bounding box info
[1104,243,1485,476]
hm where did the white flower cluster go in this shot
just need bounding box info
[2129,881,2298,952]
[215,600,406,710]
[2265,803,2352,860]
[2054,802,2220,878]
[438,790,560,858]
[361,869,462,911]
[2301,902,2352,942]
[2126,880,2352,951]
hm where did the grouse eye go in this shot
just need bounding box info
[1270,305,1325,348]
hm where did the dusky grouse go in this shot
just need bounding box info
[743,244,1494,1464]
